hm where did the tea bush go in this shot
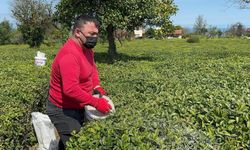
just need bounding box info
[0,45,56,149]
[0,38,249,149]
[68,39,250,149]
[187,35,200,43]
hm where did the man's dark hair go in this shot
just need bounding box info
[72,15,100,31]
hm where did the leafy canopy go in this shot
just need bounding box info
[55,0,177,32]
[11,0,53,47]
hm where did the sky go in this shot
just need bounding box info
[0,0,15,24]
[0,0,250,29]
[171,0,250,29]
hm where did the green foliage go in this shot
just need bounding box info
[187,35,200,43]
[67,38,250,149]
[1,39,250,149]
[43,26,69,46]
[245,31,250,37]
[55,0,177,32]
[0,20,24,45]
[151,0,178,34]
[54,0,177,57]
[19,25,46,48]
[11,0,53,48]
[194,15,207,35]
[10,29,24,44]
[225,22,245,37]
[207,26,223,38]
[154,29,165,39]
[0,20,12,45]
[145,28,156,38]
[0,44,56,149]
[175,25,183,30]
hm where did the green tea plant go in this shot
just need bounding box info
[0,38,249,149]
[187,35,200,43]
[68,39,250,149]
[0,45,55,149]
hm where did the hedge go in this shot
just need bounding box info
[0,39,249,149]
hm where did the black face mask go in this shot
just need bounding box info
[79,31,98,49]
[84,36,98,49]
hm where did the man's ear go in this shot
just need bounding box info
[75,30,81,38]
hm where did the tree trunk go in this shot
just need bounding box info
[107,24,117,59]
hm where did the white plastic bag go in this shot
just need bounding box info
[31,112,58,150]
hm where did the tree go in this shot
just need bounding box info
[245,29,250,37]
[0,20,12,45]
[145,28,156,38]
[226,22,245,37]
[10,28,24,44]
[175,25,183,30]
[207,26,223,38]
[11,0,53,48]
[234,0,250,8]
[54,0,177,58]
[193,15,207,35]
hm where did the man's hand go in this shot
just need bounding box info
[93,86,107,97]
[91,97,112,114]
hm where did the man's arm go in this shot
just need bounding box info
[92,60,101,88]
[92,60,108,96]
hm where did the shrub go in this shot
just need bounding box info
[145,28,156,38]
[1,39,250,149]
[182,33,191,39]
[67,39,250,149]
[10,29,24,44]
[245,31,250,37]
[0,20,12,45]
[187,35,200,43]
[0,45,55,149]
[11,0,53,48]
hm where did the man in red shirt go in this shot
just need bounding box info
[46,15,111,150]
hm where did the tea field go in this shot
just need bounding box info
[0,38,249,149]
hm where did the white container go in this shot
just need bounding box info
[85,94,115,121]
[35,51,47,66]
[35,56,47,66]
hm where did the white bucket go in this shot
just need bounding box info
[35,56,47,66]
[85,94,115,121]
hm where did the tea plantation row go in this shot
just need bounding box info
[0,39,249,149]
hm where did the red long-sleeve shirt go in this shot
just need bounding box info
[48,38,100,109]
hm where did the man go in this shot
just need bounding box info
[46,15,112,150]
